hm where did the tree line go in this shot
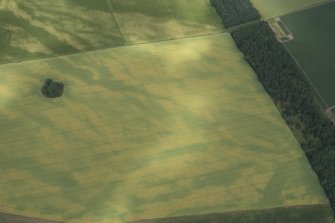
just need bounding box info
[231,21,335,213]
[210,0,260,28]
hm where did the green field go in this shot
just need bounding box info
[0,33,329,223]
[281,1,335,107]
[250,0,330,19]
[0,0,222,64]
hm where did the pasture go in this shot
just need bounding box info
[0,0,222,64]
[0,33,329,223]
[282,1,335,107]
[250,0,330,19]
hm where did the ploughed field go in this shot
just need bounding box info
[281,1,335,107]
[0,33,329,223]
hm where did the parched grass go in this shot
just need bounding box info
[0,34,329,223]
[250,0,330,19]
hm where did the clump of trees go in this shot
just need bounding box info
[210,0,260,28]
[41,79,64,98]
[231,21,335,212]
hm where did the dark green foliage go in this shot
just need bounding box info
[210,0,260,28]
[231,21,335,214]
[41,79,64,98]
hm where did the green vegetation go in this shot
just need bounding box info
[282,1,335,106]
[210,0,260,28]
[133,204,334,223]
[0,34,328,223]
[231,21,335,216]
[250,0,330,19]
[41,79,64,98]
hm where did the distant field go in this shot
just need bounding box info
[250,0,330,19]
[0,0,222,64]
[0,34,329,223]
[282,1,335,107]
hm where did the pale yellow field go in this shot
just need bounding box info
[250,0,330,19]
[0,34,328,223]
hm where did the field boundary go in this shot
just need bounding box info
[0,212,63,223]
[0,31,226,66]
[274,0,335,18]
[131,203,333,223]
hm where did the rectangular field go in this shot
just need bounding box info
[0,0,124,63]
[0,0,223,64]
[250,0,330,19]
[0,34,329,223]
[281,1,335,107]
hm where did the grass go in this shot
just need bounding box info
[0,33,329,223]
[0,0,223,64]
[281,1,335,107]
[250,0,330,19]
[132,204,335,223]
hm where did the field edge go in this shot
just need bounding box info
[131,203,334,223]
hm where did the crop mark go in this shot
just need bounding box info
[106,0,125,42]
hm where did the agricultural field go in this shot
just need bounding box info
[0,0,124,63]
[281,1,335,107]
[0,0,223,64]
[110,0,223,43]
[0,33,330,223]
[250,0,330,19]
